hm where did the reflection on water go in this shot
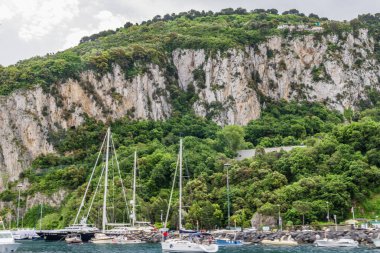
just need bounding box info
[17,241,376,253]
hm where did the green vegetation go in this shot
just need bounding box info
[2,9,380,230]
[3,101,380,230]
[1,8,370,96]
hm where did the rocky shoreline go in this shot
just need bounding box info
[224,230,379,246]
[146,230,380,246]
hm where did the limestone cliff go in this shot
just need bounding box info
[0,65,171,188]
[172,29,379,125]
[0,29,379,186]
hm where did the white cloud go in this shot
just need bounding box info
[95,10,125,31]
[1,0,80,41]
[61,10,125,50]
[0,4,15,22]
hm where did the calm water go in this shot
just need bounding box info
[16,241,378,253]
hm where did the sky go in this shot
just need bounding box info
[0,0,379,66]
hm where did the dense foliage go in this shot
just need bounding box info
[1,8,374,96]
[3,101,380,230]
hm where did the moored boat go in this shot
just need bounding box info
[162,238,218,253]
[161,139,219,253]
[215,237,243,247]
[112,235,145,244]
[261,235,298,246]
[65,234,82,244]
[373,238,380,247]
[314,238,358,247]
[0,221,20,253]
[90,233,114,244]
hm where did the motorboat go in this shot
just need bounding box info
[215,233,243,246]
[112,235,145,244]
[314,238,358,247]
[37,223,98,242]
[90,233,114,244]
[0,229,20,253]
[162,238,219,253]
[215,238,243,246]
[161,139,219,252]
[261,235,298,246]
[12,228,39,240]
[372,236,380,247]
[65,234,82,244]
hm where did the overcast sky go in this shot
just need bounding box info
[0,0,379,66]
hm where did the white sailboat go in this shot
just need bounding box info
[214,165,243,247]
[0,220,20,253]
[161,139,219,253]
[105,151,152,242]
[68,127,129,244]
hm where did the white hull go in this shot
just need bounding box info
[114,239,145,244]
[373,239,380,247]
[161,240,218,253]
[91,239,114,244]
[314,239,358,247]
[0,243,20,253]
[261,239,298,246]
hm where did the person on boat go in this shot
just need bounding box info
[163,231,168,241]
[208,236,213,245]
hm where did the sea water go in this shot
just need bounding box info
[17,241,374,253]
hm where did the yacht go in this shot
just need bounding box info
[372,236,380,247]
[314,238,358,247]
[90,233,114,244]
[215,232,243,246]
[37,222,98,242]
[65,234,82,244]
[12,228,39,240]
[112,235,145,244]
[0,222,20,253]
[161,139,219,253]
[261,235,298,246]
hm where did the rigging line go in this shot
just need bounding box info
[85,165,106,221]
[111,143,115,223]
[110,133,131,223]
[164,153,180,229]
[74,131,107,225]
[182,145,193,204]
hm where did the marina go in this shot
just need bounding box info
[13,241,380,253]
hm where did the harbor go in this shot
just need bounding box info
[12,240,380,253]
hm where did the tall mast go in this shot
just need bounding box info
[132,151,137,227]
[226,165,231,229]
[102,127,110,232]
[179,139,183,233]
[39,202,43,231]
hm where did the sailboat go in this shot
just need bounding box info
[161,139,219,253]
[0,219,20,253]
[105,151,149,244]
[214,165,242,247]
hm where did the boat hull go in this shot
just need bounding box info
[261,239,298,246]
[314,239,358,247]
[373,239,380,248]
[161,241,218,252]
[0,243,20,253]
[216,239,243,246]
[37,231,95,242]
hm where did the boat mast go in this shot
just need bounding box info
[102,127,110,232]
[226,164,231,229]
[179,139,183,235]
[132,151,137,227]
[39,202,43,231]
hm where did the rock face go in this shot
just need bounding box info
[0,29,379,187]
[172,29,379,125]
[0,65,171,189]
